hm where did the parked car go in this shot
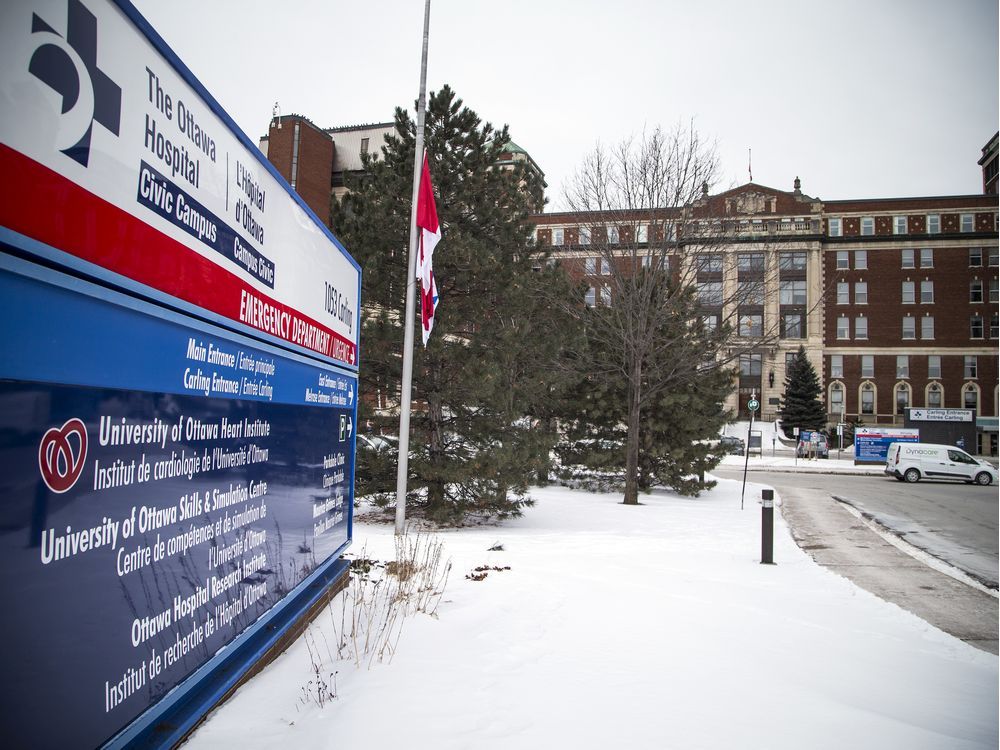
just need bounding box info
[884,442,997,485]
[796,432,829,459]
[717,435,745,455]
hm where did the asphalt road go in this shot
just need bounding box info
[715,468,1000,589]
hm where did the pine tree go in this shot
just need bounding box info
[779,345,828,437]
[332,86,579,522]
[560,274,734,497]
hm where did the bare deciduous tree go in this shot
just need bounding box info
[557,124,813,505]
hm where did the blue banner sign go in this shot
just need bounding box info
[0,258,356,748]
[854,427,920,464]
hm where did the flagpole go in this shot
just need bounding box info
[395,0,432,535]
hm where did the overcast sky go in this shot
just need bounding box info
[133,0,998,211]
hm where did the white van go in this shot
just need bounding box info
[884,442,997,485]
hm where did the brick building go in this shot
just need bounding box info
[260,116,546,221]
[533,180,999,454]
[259,114,998,453]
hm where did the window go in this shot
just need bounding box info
[780,280,807,305]
[894,216,908,234]
[837,316,850,339]
[830,383,844,412]
[585,287,596,307]
[861,384,875,415]
[600,258,611,275]
[779,252,807,271]
[553,228,564,246]
[861,216,874,236]
[360,137,369,154]
[855,282,868,304]
[971,315,984,339]
[785,352,797,368]
[896,355,909,378]
[902,316,916,339]
[579,226,591,245]
[600,286,612,306]
[969,247,982,267]
[702,314,719,331]
[960,213,974,232]
[739,354,762,376]
[828,218,842,237]
[991,312,999,339]
[738,280,764,305]
[861,355,874,377]
[830,355,844,378]
[781,313,805,339]
[836,251,849,270]
[964,387,979,414]
[964,356,977,378]
[920,280,933,303]
[901,248,915,268]
[895,385,910,414]
[855,250,868,270]
[927,384,942,408]
[926,214,940,234]
[991,278,999,303]
[920,316,934,339]
[584,257,596,274]
[837,282,849,304]
[739,314,763,338]
[902,281,915,304]
[737,253,765,274]
[696,254,723,273]
[970,280,984,303]
[920,248,933,268]
[855,316,868,340]
[990,247,999,267]
[606,225,619,244]
[928,355,941,379]
[697,281,723,305]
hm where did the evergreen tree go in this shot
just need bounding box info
[560,274,734,497]
[779,346,827,437]
[332,86,579,522]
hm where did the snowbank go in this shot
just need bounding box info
[184,480,998,750]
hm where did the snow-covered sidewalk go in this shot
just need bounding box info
[185,479,998,750]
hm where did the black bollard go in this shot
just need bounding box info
[761,488,775,565]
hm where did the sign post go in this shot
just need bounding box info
[740,394,759,510]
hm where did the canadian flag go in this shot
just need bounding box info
[416,151,441,346]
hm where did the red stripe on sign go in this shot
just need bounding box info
[0,144,355,366]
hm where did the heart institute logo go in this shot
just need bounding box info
[27,0,121,167]
[39,418,89,493]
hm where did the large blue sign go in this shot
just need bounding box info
[0,257,356,749]
[854,427,920,464]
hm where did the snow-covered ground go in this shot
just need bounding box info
[183,475,998,749]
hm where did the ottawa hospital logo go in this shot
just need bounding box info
[38,418,89,494]
[28,0,121,167]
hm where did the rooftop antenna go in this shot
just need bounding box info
[748,147,752,183]
[272,102,281,129]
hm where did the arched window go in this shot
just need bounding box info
[828,381,845,416]
[894,382,911,415]
[860,381,876,416]
[925,382,943,409]
[963,383,981,415]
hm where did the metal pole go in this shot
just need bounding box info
[394,0,432,535]
[740,395,754,511]
[761,488,774,564]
